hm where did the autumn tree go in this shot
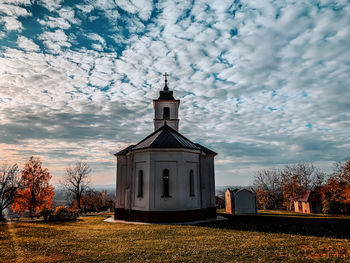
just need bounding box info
[12,157,55,219]
[0,163,21,221]
[74,189,114,213]
[61,161,91,212]
[253,168,283,210]
[253,163,326,210]
[321,159,350,214]
[280,163,325,210]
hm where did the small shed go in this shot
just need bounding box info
[292,190,321,214]
[225,188,257,215]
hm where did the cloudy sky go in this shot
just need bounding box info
[0,0,349,187]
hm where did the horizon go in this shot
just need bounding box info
[0,1,349,186]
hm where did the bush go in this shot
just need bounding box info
[40,208,53,221]
[49,206,78,221]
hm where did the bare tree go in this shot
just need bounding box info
[253,168,283,210]
[0,163,21,221]
[280,163,326,209]
[61,162,91,212]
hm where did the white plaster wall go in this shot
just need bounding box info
[116,155,127,209]
[131,152,150,211]
[133,161,149,210]
[154,101,179,119]
[154,119,179,131]
[200,155,216,208]
[117,149,215,213]
[154,100,180,131]
[149,151,201,211]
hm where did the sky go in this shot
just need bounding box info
[0,0,349,187]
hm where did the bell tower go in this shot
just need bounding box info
[153,73,180,131]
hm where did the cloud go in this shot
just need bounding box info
[38,0,64,12]
[38,16,71,30]
[1,16,23,31]
[0,0,349,186]
[38,29,71,53]
[17,36,40,52]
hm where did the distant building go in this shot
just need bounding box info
[292,190,322,214]
[114,73,217,223]
[225,188,257,214]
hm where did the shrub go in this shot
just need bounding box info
[40,208,53,221]
[50,206,78,221]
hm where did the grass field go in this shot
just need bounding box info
[1,212,350,262]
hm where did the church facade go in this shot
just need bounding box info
[114,74,217,223]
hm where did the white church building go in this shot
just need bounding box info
[114,74,217,223]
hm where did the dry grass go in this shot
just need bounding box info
[1,214,350,262]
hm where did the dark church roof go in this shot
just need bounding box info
[114,144,134,155]
[194,143,217,155]
[157,73,176,100]
[114,124,217,156]
[158,90,175,100]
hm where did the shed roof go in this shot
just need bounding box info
[293,190,311,202]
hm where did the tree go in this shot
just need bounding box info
[61,161,91,212]
[280,163,325,210]
[321,159,350,214]
[12,157,54,219]
[253,163,326,210]
[253,168,283,210]
[0,163,21,221]
[74,189,114,213]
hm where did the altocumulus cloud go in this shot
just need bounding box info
[0,0,349,186]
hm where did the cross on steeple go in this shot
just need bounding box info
[163,72,169,91]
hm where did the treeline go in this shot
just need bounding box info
[253,158,350,214]
[0,157,114,221]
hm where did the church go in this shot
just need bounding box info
[114,73,217,223]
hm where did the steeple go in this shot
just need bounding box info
[163,72,169,91]
[153,72,180,131]
[158,72,175,100]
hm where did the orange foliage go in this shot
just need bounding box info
[12,157,54,218]
[321,159,350,214]
[255,187,270,210]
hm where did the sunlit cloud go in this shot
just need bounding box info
[0,0,349,186]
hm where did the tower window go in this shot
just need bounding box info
[163,107,170,119]
[189,170,195,197]
[162,169,170,197]
[137,170,143,197]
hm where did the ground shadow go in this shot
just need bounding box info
[196,213,350,239]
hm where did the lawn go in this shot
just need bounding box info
[1,213,350,262]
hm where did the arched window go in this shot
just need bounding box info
[137,170,143,197]
[163,107,170,119]
[189,170,195,196]
[162,169,170,197]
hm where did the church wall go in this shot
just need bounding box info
[154,100,179,131]
[116,155,127,209]
[199,154,216,209]
[147,151,201,211]
[132,152,150,211]
[154,119,179,131]
[183,160,200,209]
[154,101,179,119]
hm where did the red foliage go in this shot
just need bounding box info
[12,157,55,218]
[321,159,350,214]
